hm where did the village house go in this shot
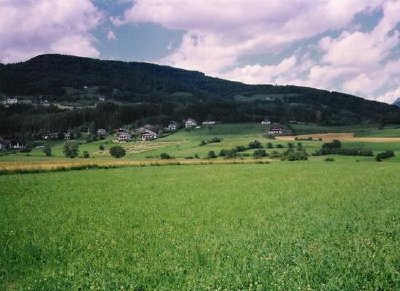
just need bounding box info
[6,98,18,105]
[266,124,286,136]
[167,121,178,131]
[42,132,59,140]
[141,130,158,141]
[64,131,74,140]
[97,128,107,137]
[8,140,26,150]
[202,121,216,126]
[116,128,131,142]
[261,118,271,125]
[185,118,197,128]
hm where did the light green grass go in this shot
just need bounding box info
[1,162,400,289]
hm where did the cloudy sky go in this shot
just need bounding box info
[1,0,400,103]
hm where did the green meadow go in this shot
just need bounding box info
[1,162,400,290]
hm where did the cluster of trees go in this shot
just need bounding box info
[313,140,373,157]
[376,150,395,161]
[199,137,222,146]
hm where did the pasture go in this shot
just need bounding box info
[1,162,400,289]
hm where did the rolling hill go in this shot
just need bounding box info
[0,54,400,139]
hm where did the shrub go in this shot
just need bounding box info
[322,140,341,149]
[276,144,284,148]
[288,142,294,148]
[297,142,303,148]
[267,142,273,148]
[83,151,90,158]
[199,140,207,146]
[376,150,395,161]
[43,143,52,156]
[63,141,79,158]
[283,149,308,161]
[160,153,171,159]
[235,145,247,152]
[325,157,335,162]
[208,137,222,143]
[248,140,262,149]
[208,151,217,159]
[99,144,105,151]
[109,146,126,158]
[194,154,200,159]
[253,149,267,158]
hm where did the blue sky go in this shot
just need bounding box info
[1,0,400,103]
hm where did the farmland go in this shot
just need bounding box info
[1,163,400,289]
[1,122,400,289]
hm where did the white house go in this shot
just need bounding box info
[6,98,18,105]
[117,132,132,142]
[185,118,197,128]
[261,118,271,125]
[167,121,178,131]
[141,130,158,141]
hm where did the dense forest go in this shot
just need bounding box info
[1,54,400,140]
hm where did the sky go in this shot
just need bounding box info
[1,0,400,103]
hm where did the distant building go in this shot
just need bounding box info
[8,140,26,150]
[98,97,105,102]
[6,98,18,105]
[0,138,8,150]
[64,131,73,140]
[117,132,132,142]
[202,121,216,126]
[185,118,197,128]
[167,121,178,131]
[261,118,271,125]
[141,130,158,141]
[42,132,59,140]
[266,124,286,135]
[97,128,107,137]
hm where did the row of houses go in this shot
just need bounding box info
[0,138,26,150]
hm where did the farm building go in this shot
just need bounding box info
[185,118,197,128]
[117,132,132,142]
[202,121,216,126]
[167,121,178,131]
[42,132,59,140]
[9,140,26,150]
[141,130,158,141]
[261,118,271,125]
[266,124,286,135]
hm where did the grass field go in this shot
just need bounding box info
[1,162,400,290]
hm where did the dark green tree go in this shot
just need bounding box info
[109,146,126,158]
[63,141,79,158]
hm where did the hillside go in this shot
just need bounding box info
[0,54,400,139]
[393,97,400,107]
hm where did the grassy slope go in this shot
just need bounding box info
[1,163,400,289]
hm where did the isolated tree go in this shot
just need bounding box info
[99,144,105,151]
[109,146,126,158]
[63,141,79,158]
[43,143,52,156]
[83,151,90,158]
[160,152,171,159]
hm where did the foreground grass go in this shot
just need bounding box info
[1,162,400,290]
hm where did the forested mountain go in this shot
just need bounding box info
[393,98,400,107]
[0,54,400,139]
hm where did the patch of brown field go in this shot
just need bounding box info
[0,158,272,172]
[123,140,189,153]
[277,133,400,142]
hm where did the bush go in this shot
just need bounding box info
[83,151,90,158]
[248,140,262,149]
[283,149,308,161]
[207,137,222,143]
[160,153,171,159]
[253,149,267,158]
[109,146,126,158]
[325,157,335,162]
[199,140,207,146]
[288,142,294,148]
[99,144,105,151]
[322,140,341,149]
[267,142,273,148]
[376,150,395,161]
[43,143,52,156]
[194,154,200,159]
[276,144,284,148]
[208,151,217,159]
[63,141,79,158]
[235,145,247,152]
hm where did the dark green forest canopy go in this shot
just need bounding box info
[0,54,400,139]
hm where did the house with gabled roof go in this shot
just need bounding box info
[185,118,197,128]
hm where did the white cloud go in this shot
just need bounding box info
[0,0,102,63]
[115,0,384,74]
